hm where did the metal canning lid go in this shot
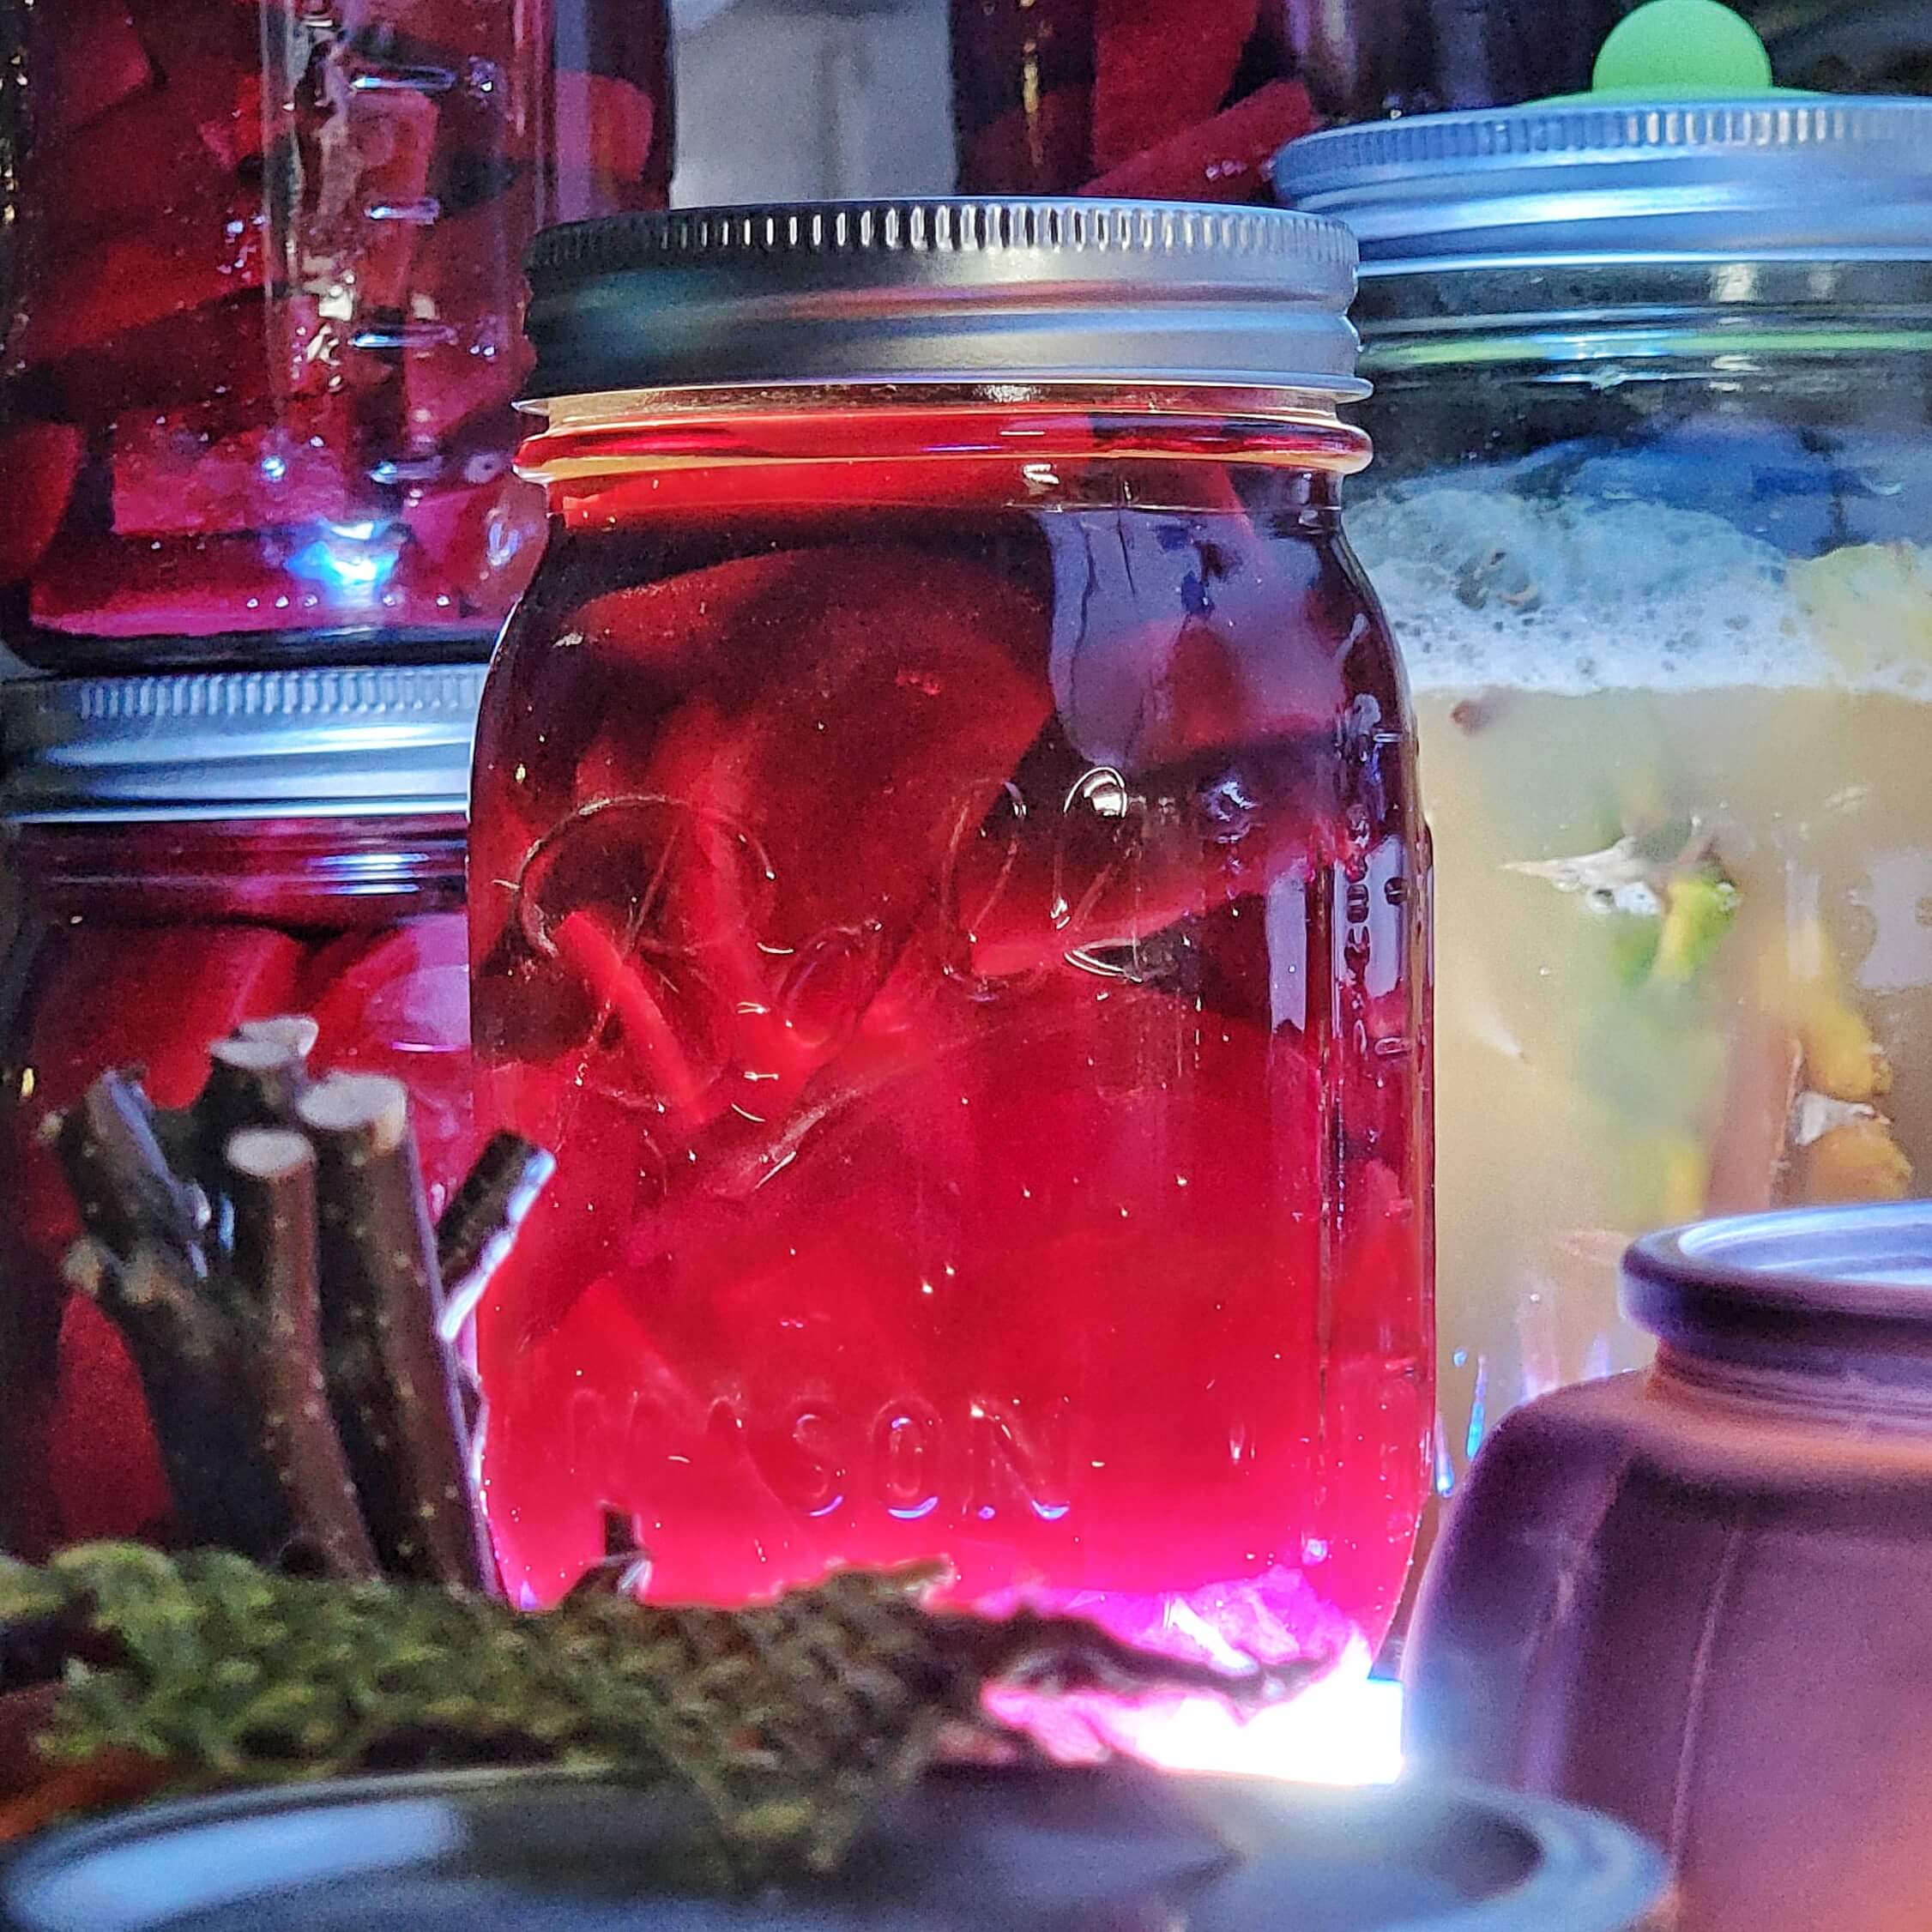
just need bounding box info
[0,1766,1671,1931]
[1274,97,1932,269]
[0,665,486,824]
[520,198,1366,400]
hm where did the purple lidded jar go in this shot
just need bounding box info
[1405,1199,1932,1932]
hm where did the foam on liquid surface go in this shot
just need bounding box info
[1349,483,1932,698]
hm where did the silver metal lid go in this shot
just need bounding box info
[521,199,1365,399]
[1275,96,1932,268]
[1,665,486,824]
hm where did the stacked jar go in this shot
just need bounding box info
[0,665,484,1558]
[0,0,672,666]
[0,0,671,1568]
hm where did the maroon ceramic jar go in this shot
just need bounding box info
[1404,1200,1932,1932]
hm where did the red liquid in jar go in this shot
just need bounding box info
[469,403,1432,1742]
[0,817,476,1555]
[1,0,670,665]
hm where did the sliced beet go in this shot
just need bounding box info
[15,198,266,371]
[302,918,482,1203]
[1081,76,1318,202]
[28,524,444,639]
[551,71,661,211]
[109,401,365,539]
[46,1296,172,1545]
[1042,507,1349,773]
[1090,0,1258,173]
[33,0,154,142]
[403,471,548,610]
[32,83,237,261]
[0,424,84,587]
[653,546,1052,950]
[325,88,442,315]
[45,294,323,429]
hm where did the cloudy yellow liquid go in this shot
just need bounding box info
[1352,492,1932,1476]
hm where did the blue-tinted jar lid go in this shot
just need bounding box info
[1276,0,1932,270]
[0,666,485,824]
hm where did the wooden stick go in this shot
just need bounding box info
[226,1128,380,1581]
[434,1132,556,1341]
[296,1074,490,1590]
[232,1016,322,1060]
[75,1241,291,1559]
[55,1074,202,1273]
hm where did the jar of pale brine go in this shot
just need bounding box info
[468,201,1432,1757]
[1279,46,1932,1483]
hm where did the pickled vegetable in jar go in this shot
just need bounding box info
[1279,92,1932,1483]
[0,0,671,667]
[468,201,1433,1759]
[0,666,482,1558]
[948,0,1625,201]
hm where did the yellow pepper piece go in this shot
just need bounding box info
[1800,997,1893,1104]
[1790,541,1932,680]
[1796,1120,1913,1204]
[1650,873,1736,986]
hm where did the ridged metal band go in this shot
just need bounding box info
[522,198,1365,399]
[1275,95,1932,267]
[1,665,486,824]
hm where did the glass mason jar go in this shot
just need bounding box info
[0,665,482,1560]
[469,200,1434,1751]
[0,0,672,671]
[1278,100,1932,1486]
[947,0,1623,200]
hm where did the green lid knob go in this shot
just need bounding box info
[1590,0,1775,97]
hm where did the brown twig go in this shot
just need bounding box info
[297,1075,491,1590]
[67,1240,291,1559]
[226,1128,380,1581]
[433,1131,555,1339]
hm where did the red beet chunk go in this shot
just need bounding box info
[110,401,365,540]
[1082,78,1318,202]
[401,193,533,443]
[32,84,237,261]
[302,917,481,1204]
[0,425,84,587]
[328,88,443,315]
[647,546,1051,949]
[45,295,323,430]
[1090,0,1257,173]
[15,199,266,371]
[551,72,661,215]
[28,524,450,639]
[403,471,548,611]
[47,1297,172,1545]
[1043,507,1349,773]
[34,0,154,142]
